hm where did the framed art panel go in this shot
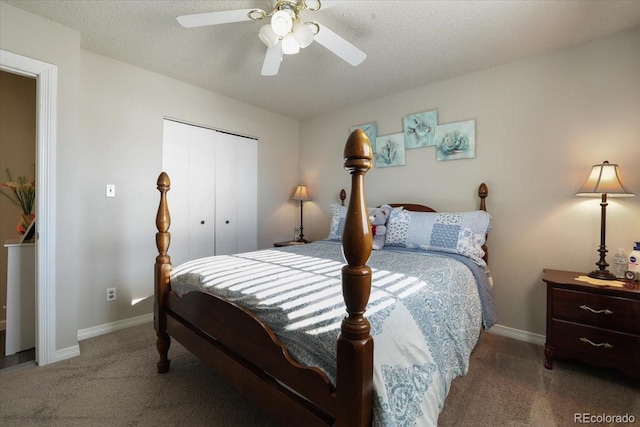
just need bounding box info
[374,133,406,168]
[435,120,476,161]
[403,110,437,148]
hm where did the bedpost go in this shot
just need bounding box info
[478,183,489,265]
[155,172,172,374]
[336,129,374,427]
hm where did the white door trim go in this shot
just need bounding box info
[1,49,57,366]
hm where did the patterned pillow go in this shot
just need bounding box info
[326,203,347,240]
[326,203,391,243]
[385,209,492,266]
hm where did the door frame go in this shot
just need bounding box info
[1,49,57,365]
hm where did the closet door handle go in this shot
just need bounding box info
[225,220,230,224]
[200,220,205,225]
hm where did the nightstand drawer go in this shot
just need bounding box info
[552,288,640,334]
[551,319,640,363]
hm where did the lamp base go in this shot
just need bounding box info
[587,269,617,281]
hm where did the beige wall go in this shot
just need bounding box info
[75,51,299,330]
[299,27,640,338]
[0,70,36,326]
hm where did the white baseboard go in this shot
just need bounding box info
[487,323,546,346]
[45,313,153,365]
[55,345,80,362]
[77,312,153,341]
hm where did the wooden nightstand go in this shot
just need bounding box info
[273,241,309,247]
[542,269,640,379]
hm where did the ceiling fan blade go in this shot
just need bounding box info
[177,9,254,28]
[261,42,282,76]
[313,23,367,66]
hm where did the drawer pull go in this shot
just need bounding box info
[579,337,613,349]
[579,304,612,315]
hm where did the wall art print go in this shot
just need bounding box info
[350,122,378,150]
[375,133,406,168]
[435,120,476,161]
[403,110,437,149]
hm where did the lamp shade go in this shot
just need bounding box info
[576,161,635,197]
[293,22,314,48]
[282,33,300,55]
[259,24,279,47]
[271,10,293,36]
[292,184,310,201]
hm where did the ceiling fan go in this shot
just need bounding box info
[176,0,367,76]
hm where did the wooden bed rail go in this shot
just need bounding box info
[336,128,374,426]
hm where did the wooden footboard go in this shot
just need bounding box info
[154,129,374,426]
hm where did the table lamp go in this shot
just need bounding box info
[576,160,635,280]
[292,184,310,243]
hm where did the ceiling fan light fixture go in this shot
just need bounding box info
[271,10,293,36]
[259,24,279,47]
[293,22,314,48]
[282,33,300,55]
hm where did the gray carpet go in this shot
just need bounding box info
[1,323,638,426]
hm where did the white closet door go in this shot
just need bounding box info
[163,119,257,260]
[234,137,258,254]
[188,125,216,260]
[162,119,191,265]
[214,133,257,255]
[214,134,239,255]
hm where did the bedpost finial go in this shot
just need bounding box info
[478,183,488,199]
[157,172,171,192]
[344,129,372,172]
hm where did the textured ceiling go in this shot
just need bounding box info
[6,0,640,120]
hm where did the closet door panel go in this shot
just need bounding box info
[161,119,191,265]
[188,125,216,260]
[235,137,258,254]
[214,134,238,255]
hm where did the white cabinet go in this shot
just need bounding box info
[162,119,257,265]
[4,239,35,356]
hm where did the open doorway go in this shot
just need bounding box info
[1,49,58,366]
[0,70,36,369]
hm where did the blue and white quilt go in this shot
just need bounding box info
[170,240,497,426]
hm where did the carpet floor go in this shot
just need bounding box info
[1,323,638,426]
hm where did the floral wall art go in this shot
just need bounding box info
[350,113,476,168]
[403,110,437,148]
[374,133,406,168]
[434,120,476,161]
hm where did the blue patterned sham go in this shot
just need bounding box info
[326,203,346,240]
[385,209,491,266]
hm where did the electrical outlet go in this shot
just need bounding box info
[107,287,116,302]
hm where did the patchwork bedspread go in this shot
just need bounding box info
[170,240,497,426]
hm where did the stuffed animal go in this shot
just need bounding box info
[369,205,391,250]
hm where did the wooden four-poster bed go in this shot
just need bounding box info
[154,129,494,426]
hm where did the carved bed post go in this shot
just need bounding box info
[336,129,374,427]
[478,183,489,265]
[155,172,172,374]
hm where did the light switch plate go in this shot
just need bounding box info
[106,184,116,197]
